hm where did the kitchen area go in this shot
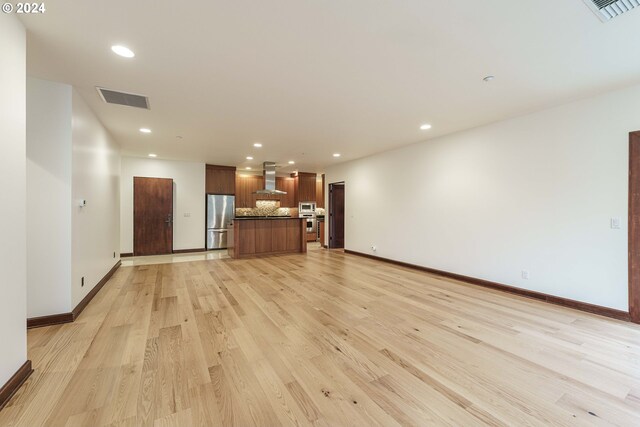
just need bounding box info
[205,162,326,258]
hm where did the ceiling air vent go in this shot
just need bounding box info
[96,87,150,109]
[583,0,640,22]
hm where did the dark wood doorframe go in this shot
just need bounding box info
[329,182,345,249]
[134,177,174,256]
[629,131,640,323]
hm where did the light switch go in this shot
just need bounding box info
[184,212,191,217]
[610,217,621,229]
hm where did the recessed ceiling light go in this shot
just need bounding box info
[246,156,253,160]
[333,153,341,158]
[111,45,135,58]
[288,160,295,164]
[176,136,183,139]
[420,124,432,130]
[245,166,251,170]
[148,153,157,158]
[253,143,262,148]
[483,75,495,82]
[139,128,151,133]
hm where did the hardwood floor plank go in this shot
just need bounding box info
[5,247,640,426]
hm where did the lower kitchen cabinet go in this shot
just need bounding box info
[319,220,325,247]
[229,218,306,258]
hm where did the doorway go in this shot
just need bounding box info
[329,182,345,249]
[134,177,174,256]
[628,131,640,323]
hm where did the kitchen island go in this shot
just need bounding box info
[228,217,307,258]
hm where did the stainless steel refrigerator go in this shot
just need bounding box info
[206,195,235,249]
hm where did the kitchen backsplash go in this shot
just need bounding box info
[236,200,291,217]
[235,200,326,217]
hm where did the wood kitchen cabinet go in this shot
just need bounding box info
[229,218,306,258]
[235,174,263,208]
[206,164,236,195]
[319,220,325,247]
[235,174,299,208]
[316,174,325,208]
[277,177,296,208]
[292,172,317,205]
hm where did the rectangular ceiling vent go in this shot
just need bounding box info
[96,87,150,109]
[583,0,640,22]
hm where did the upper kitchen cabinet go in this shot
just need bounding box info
[316,174,325,208]
[292,172,317,204]
[206,164,236,195]
[236,174,263,208]
[277,177,296,208]
[236,174,298,208]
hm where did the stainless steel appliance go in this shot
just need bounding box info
[299,202,316,212]
[207,195,235,249]
[316,218,323,241]
[299,202,317,234]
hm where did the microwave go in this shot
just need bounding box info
[299,202,316,212]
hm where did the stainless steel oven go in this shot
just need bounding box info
[299,202,317,234]
[301,214,316,233]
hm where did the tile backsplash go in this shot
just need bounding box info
[235,200,326,217]
[236,200,291,217]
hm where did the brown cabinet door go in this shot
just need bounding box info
[249,176,264,207]
[206,165,236,195]
[238,220,256,255]
[277,177,296,207]
[271,220,288,252]
[255,220,272,253]
[236,174,262,208]
[235,174,247,208]
[316,174,325,208]
[286,220,302,251]
[297,173,317,203]
[134,177,173,256]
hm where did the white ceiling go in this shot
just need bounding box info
[20,0,640,173]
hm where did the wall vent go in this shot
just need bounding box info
[96,87,150,109]
[583,0,640,22]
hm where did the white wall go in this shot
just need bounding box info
[326,83,640,311]
[26,78,73,318]
[0,14,27,385]
[72,90,121,307]
[120,157,205,253]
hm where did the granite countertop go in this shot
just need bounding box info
[234,216,301,220]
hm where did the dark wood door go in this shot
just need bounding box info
[629,131,640,323]
[134,177,173,256]
[329,183,345,249]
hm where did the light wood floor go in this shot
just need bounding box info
[2,247,640,426]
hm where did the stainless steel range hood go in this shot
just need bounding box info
[254,161,287,195]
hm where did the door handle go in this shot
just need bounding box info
[165,214,172,225]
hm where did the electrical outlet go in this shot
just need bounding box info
[521,270,530,280]
[371,245,377,252]
[81,276,85,287]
